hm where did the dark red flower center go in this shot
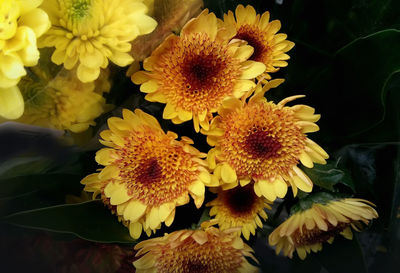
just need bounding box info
[224,184,257,215]
[182,54,224,92]
[136,158,163,185]
[235,26,266,61]
[245,130,281,159]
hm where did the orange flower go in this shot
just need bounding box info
[207,183,271,240]
[81,109,213,238]
[133,224,259,273]
[203,81,328,201]
[132,9,266,132]
[223,5,294,80]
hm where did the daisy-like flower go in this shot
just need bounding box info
[39,0,157,83]
[131,9,266,132]
[268,197,378,260]
[207,183,271,240]
[0,0,50,119]
[16,68,110,132]
[81,109,213,239]
[203,81,329,201]
[223,5,294,80]
[133,223,259,273]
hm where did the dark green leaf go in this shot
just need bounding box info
[301,162,355,192]
[2,200,134,244]
[290,192,347,215]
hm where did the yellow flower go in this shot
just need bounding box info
[131,9,266,132]
[202,81,329,201]
[16,68,110,132]
[207,183,271,240]
[81,109,213,239]
[133,224,259,273]
[268,197,378,260]
[39,0,157,83]
[0,0,50,119]
[223,5,294,80]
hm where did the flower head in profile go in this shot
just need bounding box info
[268,196,378,260]
[132,9,266,132]
[223,5,294,80]
[81,109,213,238]
[207,183,271,240]
[0,0,50,119]
[16,68,110,132]
[203,81,329,201]
[133,223,259,273]
[39,0,157,83]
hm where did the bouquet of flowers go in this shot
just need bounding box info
[1,1,398,272]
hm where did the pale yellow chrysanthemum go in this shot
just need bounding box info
[0,0,50,119]
[131,9,266,132]
[39,0,157,83]
[202,81,329,201]
[16,68,110,132]
[133,223,259,273]
[268,197,378,260]
[223,5,294,80]
[207,183,271,240]
[81,109,213,239]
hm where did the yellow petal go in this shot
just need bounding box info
[163,103,178,119]
[258,180,276,201]
[158,202,175,222]
[129,222,143,239]
[148,207,160,229]
[240,61,266,79]
[220,163,237,183]
[19,8,50,37]
[273,177,288,198]
[124,200,147,222]
[140,80,159,93]
[0,86,24,119]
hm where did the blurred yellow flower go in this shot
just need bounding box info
[207,183,271,240]
[268,197,378,260]
[202,81,328,201]
[39,0,157,82]
[16,68,110,132]
[0,0,50,119]
[133,224,259,273]
[223,5,294,81]
[132,9,266,132]
[81,109,213,239]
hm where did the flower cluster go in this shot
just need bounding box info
[7,1,379,272]
[79,4,379,271]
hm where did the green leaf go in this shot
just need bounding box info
[2,200,134,244]
[301,161,355,192]
[289,192,347,215]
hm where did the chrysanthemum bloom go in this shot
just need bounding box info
[268,197,378,260]
[133,224,259,273]
[131,10,266,132]
[16,68,109,132]
[207,183,271,240]
[39,0,157,83]
[82,109,213,238]
[223,5,294,81]
[0,0,50,119]
[203,82,329,201]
